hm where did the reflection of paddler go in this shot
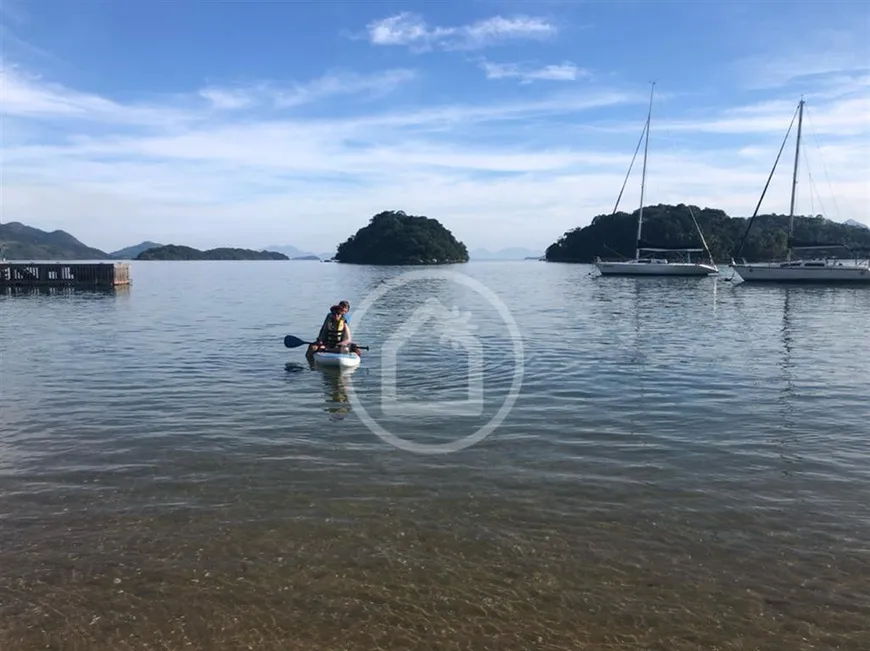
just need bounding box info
[321,368,352,420]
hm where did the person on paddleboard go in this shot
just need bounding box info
[307,304,361,356]
[309,305,350,354]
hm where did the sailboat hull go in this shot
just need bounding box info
[732,262,870,283]
[596,261,718,276]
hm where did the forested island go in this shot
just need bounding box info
[135,245,289,260]
[545,204,870,263]
[335,210,469,265]
[110,241,164,259]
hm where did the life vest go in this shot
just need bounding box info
[324,314,345,347]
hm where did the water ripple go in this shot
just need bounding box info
[1,262,869,649]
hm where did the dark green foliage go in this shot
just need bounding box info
[136,245,289,260]
[335,210,469,265]
[0,221,108,260]
[109,241,164,259]
[545,204,870,263]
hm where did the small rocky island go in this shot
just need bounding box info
[335,210,469,265]
[136,245,289,260]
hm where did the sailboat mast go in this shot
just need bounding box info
[788,98,804,239]
[635,82,655,261]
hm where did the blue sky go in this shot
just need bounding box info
[1,0,868,253]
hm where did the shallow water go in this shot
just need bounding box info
[1,261,868,650]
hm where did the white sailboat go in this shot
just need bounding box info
[595,83,719,277]
[731,98,870,283]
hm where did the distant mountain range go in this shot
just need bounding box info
[263,244,335,260]
[3,218,868,262]
[0,222,298,261]
[470,247,543,260]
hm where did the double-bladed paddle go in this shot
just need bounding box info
[283,335,368,350]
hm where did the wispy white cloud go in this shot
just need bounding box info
[803,72,870,101]
[0,0,28,24]
[0,63,191,127]
[658,97,870,137]
[1,64,114,116]
[0,25,58,65]
[480,60,588,83]
[199,87,255,110]
[196,68,418,110]
[1,63,418,125]
[0,1,63,68]
[365,12,557,51]
[271,69,417,107]
[366,12,429,46]
[734,28,869,90]
[1,57,868,254]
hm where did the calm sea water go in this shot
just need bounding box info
[1,261,868,650]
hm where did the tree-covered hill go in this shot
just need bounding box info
[0,221,108,260]
[110,241,164,259]
[545,204,870,263]
[335,210,469,265]
[135,245,289,260]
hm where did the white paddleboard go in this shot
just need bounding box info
[312,351,361,368]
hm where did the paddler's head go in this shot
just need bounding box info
[339,300,350,315]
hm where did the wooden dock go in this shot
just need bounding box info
[0,262,131,287]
